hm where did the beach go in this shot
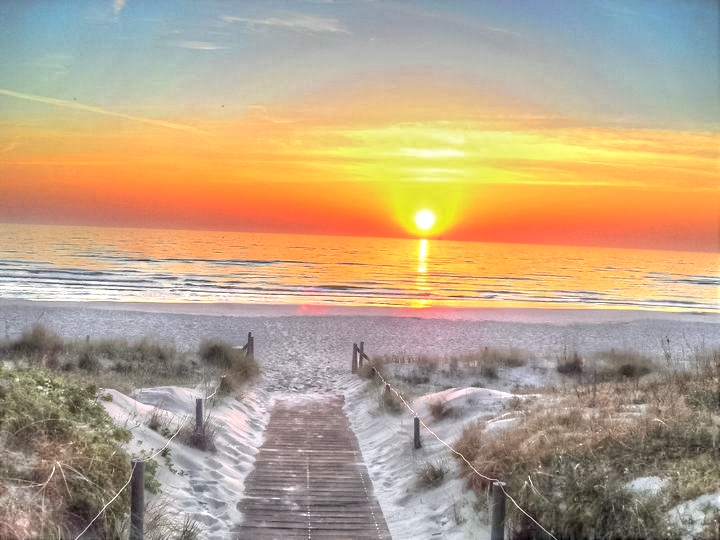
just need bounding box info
[3,299,720,539]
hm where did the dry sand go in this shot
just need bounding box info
[2,299,720,539]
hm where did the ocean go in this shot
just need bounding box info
[0,223,717,312]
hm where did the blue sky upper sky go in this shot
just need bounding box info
[1,0,717,129]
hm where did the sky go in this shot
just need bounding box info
[0,0,718,252]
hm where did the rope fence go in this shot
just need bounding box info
[353,342,559,540]
[70,331,254,539]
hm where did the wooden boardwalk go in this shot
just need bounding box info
[234,396,392,540]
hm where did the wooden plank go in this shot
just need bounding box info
[234,396,392,539]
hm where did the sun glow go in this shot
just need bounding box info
[414,209,435,232]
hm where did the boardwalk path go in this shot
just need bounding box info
[235,396,392,540]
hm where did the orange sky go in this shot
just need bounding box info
[1,1,718,253]
[1,84,717,252]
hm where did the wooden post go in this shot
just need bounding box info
[130,460,144,540]
[359,341,364,369]
[352,343,358,374]
[414,416,421,449]
[246,332,254,357]
[491,481,507,540]
[195,398,204,436]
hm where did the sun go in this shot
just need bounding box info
[414,209,436,232]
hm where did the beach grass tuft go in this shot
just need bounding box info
[7,323,63,364]
[453,352,720,538]
[199,338,260,394]
[428,398,453,420]
[416,459,448,489]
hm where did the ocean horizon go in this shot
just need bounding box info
[1,223,718,313]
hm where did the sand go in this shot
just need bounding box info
[2,299,720,539]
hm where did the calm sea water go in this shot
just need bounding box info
[0,224,717,312]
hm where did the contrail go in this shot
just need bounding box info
[0,87,207,134]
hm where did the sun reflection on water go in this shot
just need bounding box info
[412,239,431,308]
[418,239,428,273]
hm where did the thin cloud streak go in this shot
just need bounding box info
[0,88,207,134]
[113,0,126,15]
[222,13,349,34]
[178,41,225,50]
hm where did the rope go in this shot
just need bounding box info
[370,365,559,540]
[205,377,224,401]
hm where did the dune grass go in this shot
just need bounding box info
[0,324,260,538]
[0,366,131,539]
[416,459,448,489]
[375,346,530,389]
[454,358,720,539]
[199,338,260,394]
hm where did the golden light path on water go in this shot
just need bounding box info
[413,239,430,309]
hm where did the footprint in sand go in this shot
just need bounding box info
[206,457,223,470]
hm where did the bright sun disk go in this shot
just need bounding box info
[414,209,435,232]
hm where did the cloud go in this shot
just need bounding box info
[222,13,349,34]
[0,88,206,134]
[113,0,126,14]
[178,41,225,50]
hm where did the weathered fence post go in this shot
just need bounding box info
[491,481,507,540]
[359,341,365,369]
[247,332,254,357]
[195,398,204,436]
[130,460,144,540]
[414,416,421,449]
[352,343,358,374]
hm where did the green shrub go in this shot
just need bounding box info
[0,366,131,538]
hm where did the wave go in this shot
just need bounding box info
[1,226,717,312]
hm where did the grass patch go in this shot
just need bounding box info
[180,414,217,452]
[0,365,132,539]
[556,349,584,375]
[453,362,720,538]
[358,357,386,383]
[0,324,261,537]
[380,384,403,414]
[593,348,655,382]
[0,326,198,393]
[199,339,260,394]
[416,459,448,489]
[453,347,529,370]
[373,347,529,389]
[428,398,454,420]
[7,323,63,365]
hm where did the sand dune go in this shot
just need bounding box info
[2,299,720,538]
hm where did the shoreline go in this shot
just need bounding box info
[1,297,717,325]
